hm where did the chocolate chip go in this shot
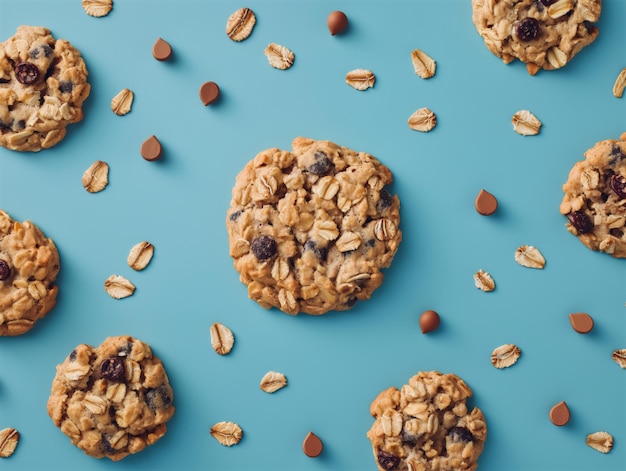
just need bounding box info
[419,310,440,334]
[610,174,626,199]
[307,151,332,175]
[59,81,73,93]
[327,11,349,36]
[100,357,126,382]
[14,62,40,85]
[515,18,540,42]
[377,189,393,211]
[117,341,133,357]
[549,401,570,426]
[377,450,400,470]
[152,38,173,61]
[250,235,277,261]
[140,135,163,161]
[569,312,594,334]
[302,432,323,458]
[475,189,498,216]
[0,259,11,281]
[146,385,172,410]
[345,296,358,307]
[199,81,220,106]
[567,211,593,234]
[449,426,474,443]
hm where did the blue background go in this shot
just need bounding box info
[0,1,625,470]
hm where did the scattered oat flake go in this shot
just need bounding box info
[346,69,376,91]
[0,428,19,458]
[586,431,613,454]
[613,68,626,98]
[111,88,134,116]
[512,110,541,136]
[260,371,287,393]
[408,108,437,132]
[264,43,294,70]
[210,421,243,446]
[474,269,495,292]
[104,275,135,299]
[491,344,521,369]
[82,161,109,193]
[127,241,154,271]
[411,49,436,79]
[226,8,256,42]
[515,245,546,269]
[82,0,112,17]
[210,322,235,355]
[612,349,626,368]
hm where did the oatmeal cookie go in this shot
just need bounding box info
[560,132,626,258]
[0,25,90,151]
[471,0,601,75]
[0,209,59,336]
[226,137,402,315]
[367,371,487,471]
[47,336,175,461]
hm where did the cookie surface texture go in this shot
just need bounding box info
[226,137,402,315]
[560,132,626,258]
[47,336,175,461]
[0,209,59,335]
[0,25,90,151]
[471,0,601,75]
[367,371,487,471]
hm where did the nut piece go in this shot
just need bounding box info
[260,371,287,393]
[82,0,112,17]
[346,69,376,90]
[111,88,134,115]
[104,275,135,299]
[0,428,19,458]
[613,68,626,98]
[127,241,154,271]
[411,49,436,79]
[612,349,626,368]
[586,431,614,454]
[491,344,521,369]
[474,269,495,292]
[408,108,437,132]
[209,322,235,355]
[82,160,109,193]
[512,110,542,136]
[514,245,546,269]
[210,421,243,446]
[226,8,256,42]
[264,43,295,70]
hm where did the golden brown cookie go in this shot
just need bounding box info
[0,25,90,151]
[0,209,59,336]
[367,371,487,471]
[226,137,402,315]
[47,336,175,461]
[560,132,626,258]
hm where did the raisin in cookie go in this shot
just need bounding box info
[0,26,90,151]
[47,336,175,461]
[560,132,626,258]
[471,0,601,75]
[367,371,487,471]
[226,137,402,315]
[0,209,60,336]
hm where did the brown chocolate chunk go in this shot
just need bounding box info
[569,312,594,334]
[327,11,348,36]
[549,401,570,426]
[141,135,162,161]
[199,81,220,106]
[152,38,172,61]
[475,189,498,215]
[419,310,440,334]
[302,432,323,457]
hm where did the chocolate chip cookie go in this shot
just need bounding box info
[471,0,601,75]
[47,336,175,461]
[0,209,60,336]
[367,371,487,471]
[226,137,402,315]
[0,25,90,151]
[560,132,626,258]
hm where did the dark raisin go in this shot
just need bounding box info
[29,48,40,59]
[307,151,332,175]
[304,240,327,261]
[0,259,10,281]
[101,435,116,454]
[14,120,25,130]
[41,44,53,57]
[377,450,400,471]
[69,349,77,361]
[14,62,40,85]
[59,81,73,93]
[514,17,540,42]
[117,341,133,357]
[610,174,626,199]
[100,357,126,382]
[377,189,393,211]
[448,426,474,443]
[146,385,172,410]
[608,145,625,165]
[345,296,358,308]
[229,210,242,222]
[365,238,376,248]
[610,228,624,238]
[250,235,277,261]
[539,0,558,5]
[567,211,593,234]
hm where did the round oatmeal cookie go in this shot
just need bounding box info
[560,132,626,258]
[0,209,60,336]
[367,371,487,471]
[0,25,90,151]
[226,137,402,315]
[471,0,601,75]
[47,335,175,461]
